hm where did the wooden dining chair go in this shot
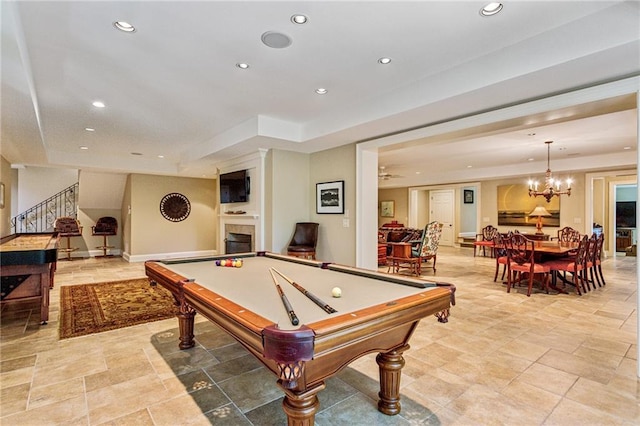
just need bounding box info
[493,231,511,282]
[592,233,606,287]
[584,233,600,290]
[505,233,550,297]
[555,226,581,243]
[542,235,590,295]
[474,225,497,257]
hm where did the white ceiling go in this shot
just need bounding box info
[2,1,639,183]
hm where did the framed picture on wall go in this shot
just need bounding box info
[464,189,474,204]
[380,200,395,217]
[316,180,344,214]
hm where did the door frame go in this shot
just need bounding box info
[585,169,637,257]
[408,182,481,247]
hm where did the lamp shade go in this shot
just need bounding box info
[529,205,552,217]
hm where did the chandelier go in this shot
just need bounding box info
[528,140,572,203]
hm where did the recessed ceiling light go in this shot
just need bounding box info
[528,158,534,161]
[236,63,249,69]
[315,88,328,95]
[467,165,473,168]
[480,2,503,17]
[92,101,105,108]
[113,21,136,32]
[80,146,89,150]
[624,146,632,150]
[85,127,95,132]
[415,171,421,175]
[157,155,164,159]
[291,14,308,24]
[378,57,392,65]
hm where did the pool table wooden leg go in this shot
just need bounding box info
[177,300,196,350]
[376,344,409,416]
[281,382,326,426]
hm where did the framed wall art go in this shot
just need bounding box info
[497,184,560,227]
[463,189,474,204]
[316,180,344,214]
[380,200,395,217]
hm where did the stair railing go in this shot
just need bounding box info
[10,183,79,234]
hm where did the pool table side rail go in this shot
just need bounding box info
[145,261,274,337]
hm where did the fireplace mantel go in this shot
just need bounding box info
[218,150,266,253]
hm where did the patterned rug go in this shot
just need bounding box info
[59,278,177,339]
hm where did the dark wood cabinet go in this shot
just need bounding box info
[616,229,633,252]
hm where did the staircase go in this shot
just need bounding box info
[10,183,79,234]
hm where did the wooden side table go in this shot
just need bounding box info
[386,242,419,276]
[387,256,421,276]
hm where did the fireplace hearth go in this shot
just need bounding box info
[226,232,252,254]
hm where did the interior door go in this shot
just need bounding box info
[430,189,454,247]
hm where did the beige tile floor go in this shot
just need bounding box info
[1,247,638,425]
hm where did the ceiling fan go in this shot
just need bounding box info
[378,166,403,180]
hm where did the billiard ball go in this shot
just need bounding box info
[215,260,221,266]
[331,287,342,298]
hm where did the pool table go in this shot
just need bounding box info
[1,232,59,324]
[145,252,455,425]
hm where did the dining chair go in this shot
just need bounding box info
[505,233,550,297]
[555,226,581,243]
[474,225,497,257]
[542,235,590,295]
[585,233,601,290]
[592,233,606,287]
[493,231,511,282]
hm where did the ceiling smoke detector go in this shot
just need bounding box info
[261,31,292,49]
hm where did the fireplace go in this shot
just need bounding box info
[226,232,252,254]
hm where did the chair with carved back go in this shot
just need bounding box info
[411,221,442,274]
[493,231,512,282]
[556,226,581,243]
[591,233,606,287]
[584,233,599,291]
[54,216,83,260]
[505,233,550,297]
[542,234,590,295]
[92,216,118,257]
[474,225,498,257]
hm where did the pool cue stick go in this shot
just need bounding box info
[269,268,300,326]
[272,268,337,314]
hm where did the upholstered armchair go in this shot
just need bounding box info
[54,216,82,260]
[411,221,442,274]
[287,222,319,260]
[92,216,118,257]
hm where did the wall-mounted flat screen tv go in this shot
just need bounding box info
[220,170,249,204]
[616,201,636,228]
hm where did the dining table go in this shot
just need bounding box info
[498,240,580,294]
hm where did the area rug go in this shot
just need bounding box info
[59,278,177,339]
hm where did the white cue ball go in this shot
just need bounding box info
[331,287,342,298]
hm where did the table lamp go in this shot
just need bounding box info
[529,205,552,235]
